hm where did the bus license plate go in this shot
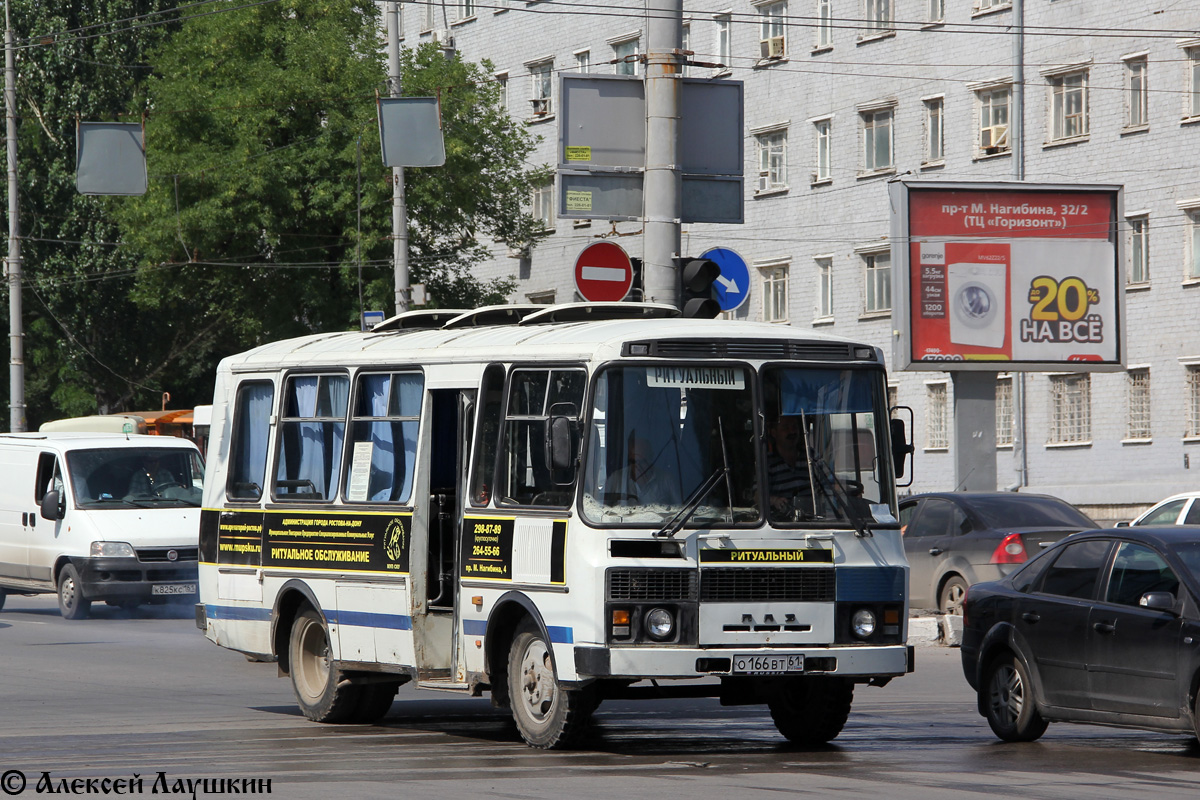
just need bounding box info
[151,583,196,596]
[732,654,804,674]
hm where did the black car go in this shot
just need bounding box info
[899,492,1096,614]
[961,527,1200,743]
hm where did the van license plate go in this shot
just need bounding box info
[152,583,196,596]
[732,654,804,674]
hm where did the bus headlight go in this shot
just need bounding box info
[851,608,876,639]
[644,608,675,640]
[90,541,137,559]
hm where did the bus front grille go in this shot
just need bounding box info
[607,568,698,601]
[699,567,836,602]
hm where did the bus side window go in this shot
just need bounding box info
[227,381,275,501]
[344,372,423,503]
[273,375,349,501]
[469,365,506,507]
[498,367,585,507]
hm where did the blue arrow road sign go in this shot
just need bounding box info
[701,247,750,312]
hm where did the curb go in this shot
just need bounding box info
[908,614,962,647]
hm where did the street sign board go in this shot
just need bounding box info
[362,310,385,330]
[574,242,633,302]
[377,97,446,167]
[76,122,147,196]
[559,171,643,220]
[701,247,750,312]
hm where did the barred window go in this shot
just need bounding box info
[1188,367,1200,438]
[1049,374,1091,445]
[926,382,948,449]
[1126,369,1151,440]
[996,375,1013,447]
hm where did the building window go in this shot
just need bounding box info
[759,1,786,60]
[1188,208,1200,280]
[1049,374,1091,445]
[926,383,948,449]
[455,0,475,21]
[1125,57,1148,128]
[1049,71,1089,141]
[816,0,833,48]
[531,182,555,231]
[422,0,437,31]
[996,375,1013,447]
[715,14,732,68]
[613,38,640,76]
[863,250,891,313]
[1128,215,1149,284]
[755,128,788,192]
[814,118,831,182]
[1188,48,1200,119]
[924,97,944,162]
[495,72,508,112]
[761,264,789,322]
[529,60,553,117]
[977,86,1011,154]
[815,256,833,319]
[864,0,892,33]
[861,107,893,172]
[1126,369,1151,440]
[927,0,944,23]
[1188,366,1200,438]
[575,50,590,73]
[975,0,1009,11]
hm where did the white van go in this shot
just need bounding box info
[0,432,205,619]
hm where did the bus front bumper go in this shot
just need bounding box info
[573,643,914,681]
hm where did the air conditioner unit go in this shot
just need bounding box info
[980,124,1009,151]
[507,243,530,259]
[530,97,551,117]
[430,28,451,44]
[759,35,785,59]
[758,170,772,193]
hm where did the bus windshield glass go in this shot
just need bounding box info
[67,448,205,508]
[582,365,759,527]
[761,367,892,527]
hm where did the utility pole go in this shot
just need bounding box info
[641,0,682,306]
[4,1,24,432]
[387,2,409,314]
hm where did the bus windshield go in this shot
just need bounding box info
[582,365,759,527]
[761,366,892,527]
[67,447,205,508]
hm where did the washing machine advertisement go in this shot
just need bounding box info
[895,182,1124,371]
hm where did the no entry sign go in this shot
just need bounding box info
[574,242,633,302]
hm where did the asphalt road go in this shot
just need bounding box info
[2,593,1199,800]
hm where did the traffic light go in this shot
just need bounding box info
[674,257,721,318]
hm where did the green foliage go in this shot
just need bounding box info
[2,0,541,427]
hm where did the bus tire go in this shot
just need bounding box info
[288,607,361,723]
[57,564,91,620]
[351,682,399,724]
[767,677,854,746]
[507,620,592,749]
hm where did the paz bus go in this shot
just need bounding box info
[196,303,915,748]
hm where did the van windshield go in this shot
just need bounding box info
[66,448,205,508]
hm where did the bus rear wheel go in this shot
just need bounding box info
[289,607,361,723]
[507,620,592,749]
[767,677,854,746]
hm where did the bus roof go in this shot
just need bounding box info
[217,312,880,374]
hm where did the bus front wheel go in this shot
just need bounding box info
[767,677,854,746]
[289,607,361,723]
[507,620,592,749]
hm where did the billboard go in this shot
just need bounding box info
[890,181,1124,372]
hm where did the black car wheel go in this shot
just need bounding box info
[984,652,1047,742]
[939,575,968,615]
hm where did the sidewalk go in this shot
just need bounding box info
[908,614,963,647]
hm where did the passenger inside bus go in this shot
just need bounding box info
[605,435,680,506]
[765,414,815,521]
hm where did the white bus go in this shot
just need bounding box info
[196,304,914,748]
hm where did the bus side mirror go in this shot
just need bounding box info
[889,414,914,482]
[41,489,64,521]
[547,402,579,478]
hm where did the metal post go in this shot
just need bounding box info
[1011,0,1028,489]
[642,0,682,306]
[5,2,24,432]
[387,2,409,314]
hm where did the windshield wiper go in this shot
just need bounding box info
[654,417,735,538]
[799,410,872,538]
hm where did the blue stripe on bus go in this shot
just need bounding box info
[836,567,905,602]
[328,610,413,631]
[205,604,272,622]
[463,618,487,636]
[462,619,571,643]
